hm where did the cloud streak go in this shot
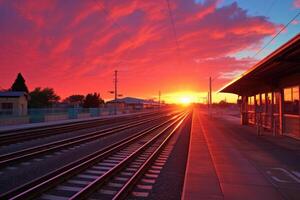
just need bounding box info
[0,0,280,100]
[294,0,300,8]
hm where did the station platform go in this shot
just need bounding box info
[181,108,300,200]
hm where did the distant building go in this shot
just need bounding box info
[0,91,29,116]
[107,97,160,110]
[219,34,300,139]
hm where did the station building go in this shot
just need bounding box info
[219,34,300,139]
[107,97,160,111]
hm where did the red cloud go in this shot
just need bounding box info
[13,0,55,27]
[52,38,73,54]
[69,2,102,28]
[106,0,138,20]
[0,0,280,100]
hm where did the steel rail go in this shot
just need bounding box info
[0,109,169,146]
[0,111,160,136]
[69,111,189,199]
[0,112,177,168]
[1,111,186,200]
[113,112,188,199]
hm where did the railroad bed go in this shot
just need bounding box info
[0,109,172,146]
[0,111,178,168]
[0,108,191,199]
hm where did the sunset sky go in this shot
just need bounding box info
[0,0,300,103]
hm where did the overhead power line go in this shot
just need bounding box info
[165,0,182,65]
[265,0,278,17]
[253,11,300,58]
[93,0,130,40]
[93,0,137,67]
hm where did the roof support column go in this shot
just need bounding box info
[271,91,275,136]
[279,89,284,135]
[241,96,248,125]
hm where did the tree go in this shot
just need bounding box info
[29,87,60,108]
[63,95,85,106]
[83,93,104,108]
[11,73,29,93]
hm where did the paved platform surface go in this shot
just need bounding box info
[182,108,300,200]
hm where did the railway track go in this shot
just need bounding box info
[0,111,178,168]
[0,109,170,146]
[1,110,190,200]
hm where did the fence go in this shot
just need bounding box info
[0,106,159,126]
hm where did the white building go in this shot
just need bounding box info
[0,91,29,116]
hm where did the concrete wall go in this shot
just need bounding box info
[45,113,68,122]
[77,113,91,119]
[0,116,29,126]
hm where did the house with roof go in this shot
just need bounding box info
[0,91,29,116]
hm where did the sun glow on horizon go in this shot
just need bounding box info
[161,91,238,105]
[163,91,200,105]
[179,96,192,105]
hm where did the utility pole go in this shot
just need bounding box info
[114,70,118,101]
[158,90,161,108]
[209,77,212,116]
[108,70,123,115]
[207,92,209,104]
[114,70,118,115]
[209,76,212,106]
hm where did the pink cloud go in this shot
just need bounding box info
[13,0,56,27]
[106,1,138,20]
[0,0,280,100]
[69,3,101,28]
[292,19,299,25]
[294,0,300,8]
[183,0,221,22]
[52,38,73,54]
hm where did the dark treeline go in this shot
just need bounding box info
[63,93,105,108]
[9,73,105,108]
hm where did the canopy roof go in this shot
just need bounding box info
[219,34,300,96]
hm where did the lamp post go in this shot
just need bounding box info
[208,75,220,117]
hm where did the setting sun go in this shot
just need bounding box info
[162,91,200,105]
[180,96,192,105]
[162,91,238,105]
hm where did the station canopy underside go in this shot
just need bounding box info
[219,34,300,96]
